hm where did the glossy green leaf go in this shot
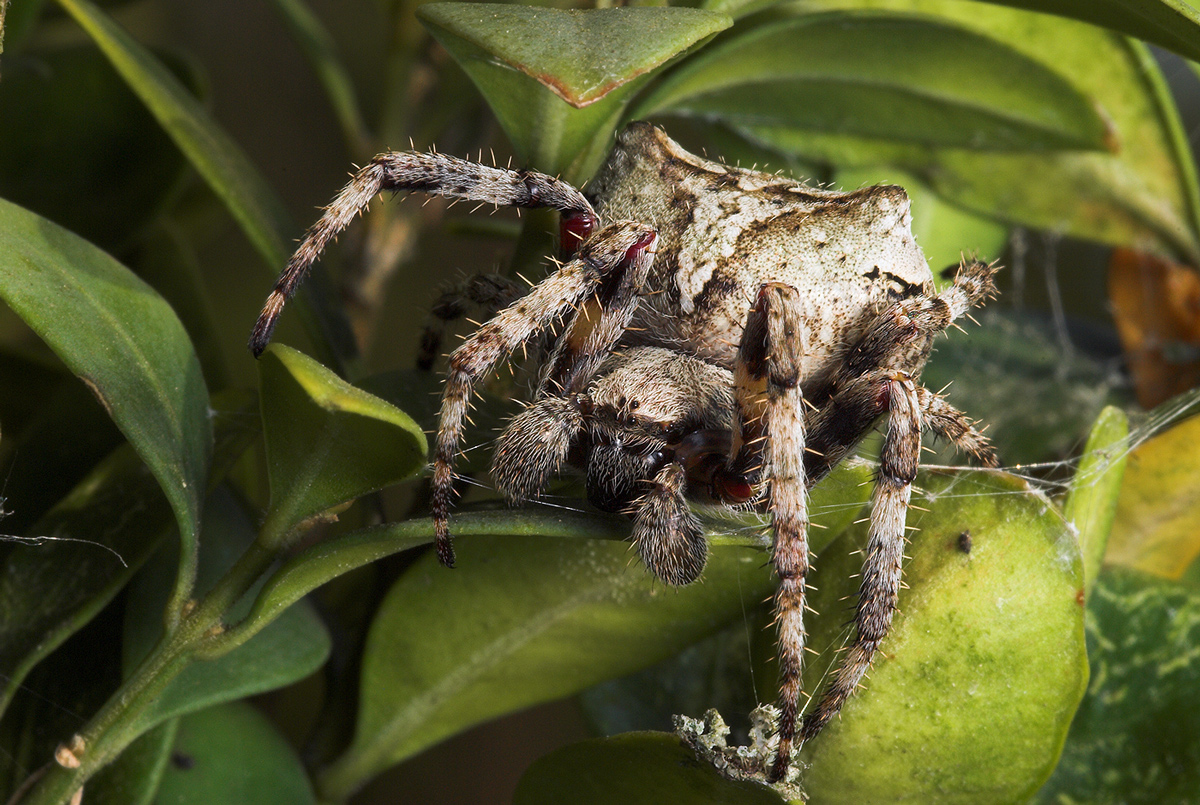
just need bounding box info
[799,471,1087,802]
[638,11,1110,152]
[0,446,174,719]
[52,0,350,368]
[705,0,1200,55]
[741,0,1200,263]
[88,720,179,805]
[153,703,317,805]
[418,3,730,177]
[514,733,788,805]
[315,462,871,802]
[1033,568,1200,804]
[1063,406,1129,594]
[121,487,331,736]
[0,196,210,572]
[1106,411,1200,579]
[0,47,187,251]
[256,345,425,547]
[991,0,1200,64]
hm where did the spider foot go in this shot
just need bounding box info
[674,707,806,799]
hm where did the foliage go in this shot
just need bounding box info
[1,0,1199,803]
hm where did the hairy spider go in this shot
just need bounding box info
[250,122,998,783]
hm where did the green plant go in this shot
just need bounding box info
[1,0,1200,803]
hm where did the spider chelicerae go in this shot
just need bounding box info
[250,121,998,783]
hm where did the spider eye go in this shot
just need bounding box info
[629,399,640,410]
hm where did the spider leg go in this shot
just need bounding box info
[432,222,658,567]
[801,258,999,480]
[631,463,706,586]
[418,274,525,371]
[915,386,998,467]
[491,225,657,505]
[250,151,598,355]
[825,259,998,387]
[491,396,587,505]
[725,284,812,783]
[799,373,921,743]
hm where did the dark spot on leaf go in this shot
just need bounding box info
[171,752,195,770]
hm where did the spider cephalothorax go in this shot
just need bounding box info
[251,121,998,783]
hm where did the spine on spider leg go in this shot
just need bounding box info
[429,223,658,567]
[800,374,920,742]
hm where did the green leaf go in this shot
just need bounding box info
[0,46,188,251]
[0,196,211,571]
[256,345,426,548]
[1064,406,1130,595]
[315,462,871,802]
[1106,410,1200,580]
[0,446,173,720]
[88,720,179,805]
[740,0,1200,263]
[153,703,317,805]
[0,391,259,722]
[1033,568,1200,804]
[637,11,1110,152]
[514,733,789,805]
[799,471,1087,802]
[121,487,331,735]
[988,0,1200,65]
[52,0,350,368]
[418,3,730,177]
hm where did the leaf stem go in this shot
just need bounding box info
[17,541,280,805]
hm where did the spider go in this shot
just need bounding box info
[250,121,998,784]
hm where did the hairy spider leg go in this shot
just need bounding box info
[249,150,598,355]
[631,462,707,586]
[726,284,813,784]
[791,260,998,757]
[801,260,999,483]
[798,373,919,747]
[915,386,999,467]
[491,229,657,504]
[433,222,658,567]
